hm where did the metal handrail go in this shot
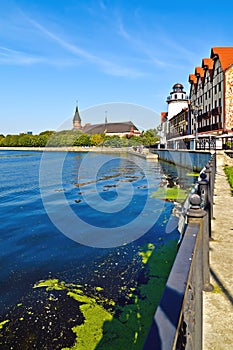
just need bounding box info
[143,153,216,350]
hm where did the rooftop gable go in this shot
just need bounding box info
[202,58,214,70]
[195,66,205,77]
[189,74,197,84]
[211,47,233,71]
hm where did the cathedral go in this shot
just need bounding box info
[72,104,141,137]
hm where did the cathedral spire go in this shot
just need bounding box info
[73,101,82,129]
[104,110,108,125]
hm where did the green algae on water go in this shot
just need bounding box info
[98,240,179,350]
[186,172,200,177]
[0,240,179,350]
[34,279,114,350]
[138,243,155,264]
[0,320,9,330]
[151,186,188,202]
[33,279,66,291]
[33,241,178,350]
[65,291,113,350]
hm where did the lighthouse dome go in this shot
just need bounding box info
[172,83,185,93]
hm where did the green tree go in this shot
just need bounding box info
[73,133,91,146]
[45,130,80,147]
[90,134,104,146]
[140,128,160,146]
[144,128,159,138]
[0,134,5,145]
[39,130,55,137]
[33,135,49,147]
[18,134,34,147]
[126,136,141,146]
[1,134,20,146]
[103,135,124,148]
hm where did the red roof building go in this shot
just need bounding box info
[189,47,233,138]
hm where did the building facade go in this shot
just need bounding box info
[189,47,233,146]
[166,107,190,149]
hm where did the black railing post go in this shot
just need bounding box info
[198,172,211,238]
[210,153,216,184]
[186,194,206,350]
[209,162,214,199]
[204,164,214,220]
[211,148,215,170]
[197,175,214,292]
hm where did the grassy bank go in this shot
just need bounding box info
[224,166,233,194]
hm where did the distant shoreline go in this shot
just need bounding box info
[0,146,129,152]
[0,146,158,160]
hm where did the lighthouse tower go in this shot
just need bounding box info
[167,83,189,120]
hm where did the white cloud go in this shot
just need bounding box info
[0,46,42,65]
[115,13,197,68]
[16,11,145,78]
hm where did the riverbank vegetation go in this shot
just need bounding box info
[224,165,233,193]
[0,129,159,148]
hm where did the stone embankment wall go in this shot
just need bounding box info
[152,149,212,171]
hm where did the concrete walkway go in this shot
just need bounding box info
[203,152,233,349]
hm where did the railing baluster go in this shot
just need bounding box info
[143,153,217,349]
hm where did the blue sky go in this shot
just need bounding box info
[1,0,233,135]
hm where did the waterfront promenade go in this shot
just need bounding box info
[203,152,233,349]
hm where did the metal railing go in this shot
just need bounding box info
[143,153,216,350]
[198,122,222,133]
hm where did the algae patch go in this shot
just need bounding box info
[0,320,9,329]
[151,186,188,202]
[34,279,66,291]
[34,279,114,350]
[138,243,155,264]
[65,291,113,350]
[0,239,179,350]
[186,172,200,177]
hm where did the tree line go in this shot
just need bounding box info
[0,129,159,148]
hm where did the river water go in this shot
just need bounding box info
[0,150,196,349]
